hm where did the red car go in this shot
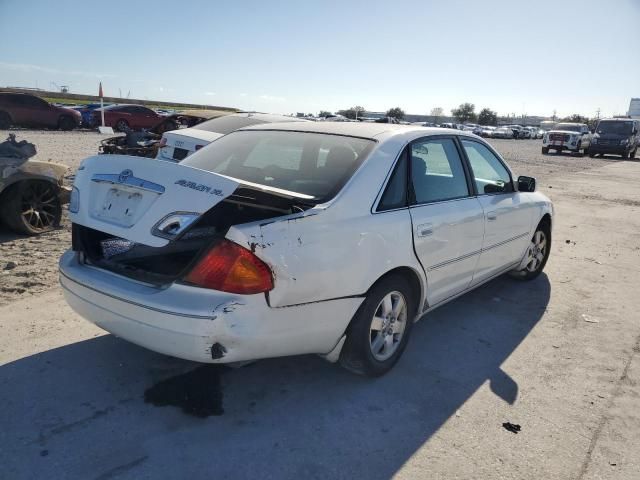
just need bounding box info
[91,104,163,132]
[0,93,81,130]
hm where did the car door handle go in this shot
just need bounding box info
[416,223,433,237]
[486,212,497,221]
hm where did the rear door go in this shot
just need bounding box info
[408,136,485,306]
[459,138,533,285]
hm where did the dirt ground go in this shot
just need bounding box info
[0,130,630,306]
[1,129,639,479]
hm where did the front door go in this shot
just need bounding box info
[459,139,533,285]
[408,137,485,306]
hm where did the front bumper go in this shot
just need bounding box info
[588,144,629,155]
[59,250,361,363]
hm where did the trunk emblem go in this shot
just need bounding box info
[118,169,133,183]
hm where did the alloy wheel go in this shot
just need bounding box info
[525,230,547,272]
[369,291,408,361]
[20,182,59,231]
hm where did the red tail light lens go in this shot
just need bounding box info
[184,240,273,294]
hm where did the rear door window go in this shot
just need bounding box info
[410,138,469,204]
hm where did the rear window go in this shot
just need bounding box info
[182,130,375,201]
[193,116,269,135]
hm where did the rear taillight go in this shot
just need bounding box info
[183,240,273,294]
[195,144,204,151]
[159,136,167,147]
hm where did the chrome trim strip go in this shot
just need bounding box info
[428,249,481,272]
[91,173,165,194]
[482,232,529,252]
[426,232,529,272]
[59,270,213,320]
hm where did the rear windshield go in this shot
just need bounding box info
[182,130,375,201]
[596,121,632,135]
[193,116,269,135]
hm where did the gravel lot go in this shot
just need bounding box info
[0,130,626,306]
[1,129,640,479]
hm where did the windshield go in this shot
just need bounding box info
[554,124,582,132]
[182,130,375,201]
[596,121,632,135]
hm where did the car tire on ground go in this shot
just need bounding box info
[0,181,62,235]
[621,150,629,160]
[509,219,551,281]
[542,147,549,154]
[115,119,129,132]
[58,115,76,131]
[339,274,417,376]
[0,111,12,129]
[631,148,637,159]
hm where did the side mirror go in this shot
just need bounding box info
[517,176,536,192]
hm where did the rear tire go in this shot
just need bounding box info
[0,111,11,129]
[115,119,129,132]
[339,274,416,376]
[621,150,629,159]
[509,220,551,281]
[0,181,62,235]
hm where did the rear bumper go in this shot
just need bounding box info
[59,250,361,363]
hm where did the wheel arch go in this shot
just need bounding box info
[366,265,426,319]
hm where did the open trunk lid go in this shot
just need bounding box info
[70,155,240,247]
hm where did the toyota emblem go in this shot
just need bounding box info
[118,169,133,183]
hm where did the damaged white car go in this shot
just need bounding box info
[59,123,553,376]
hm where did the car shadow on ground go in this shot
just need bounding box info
[1,274,550,480]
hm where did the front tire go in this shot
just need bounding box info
[510,221,551,281]
[542,146,549,154]
[0,111,11,129]
[340,274,416,376]
[58,115,76,131]
[621,150,629,159]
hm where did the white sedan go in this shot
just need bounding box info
[60,123,553,376]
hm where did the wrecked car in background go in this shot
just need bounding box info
[0,92,82,131]
[0,134,69,235]
[60,123,552,376]
[98,110,234,158]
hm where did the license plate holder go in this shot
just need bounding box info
[95,187,143,227]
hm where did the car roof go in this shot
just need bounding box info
[239,121,428,139]
[228,112,308,123]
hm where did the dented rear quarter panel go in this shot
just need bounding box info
[0,159,67,193]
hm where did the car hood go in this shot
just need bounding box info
[593,133,629,140]
[547,130,581,135]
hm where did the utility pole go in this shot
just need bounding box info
[595,108,601,120]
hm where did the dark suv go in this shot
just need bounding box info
[0,93,81,130]
[589,118,639,159]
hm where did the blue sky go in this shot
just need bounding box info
[1,0,638,117]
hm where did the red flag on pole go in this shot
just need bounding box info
[98,82,103,97]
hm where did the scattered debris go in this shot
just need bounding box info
[584,258,602,265]
[582,314,599,323]
[3,261,17,271]
[502,422,521,434]
[565,239,576,245]
[144,365,225,418]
